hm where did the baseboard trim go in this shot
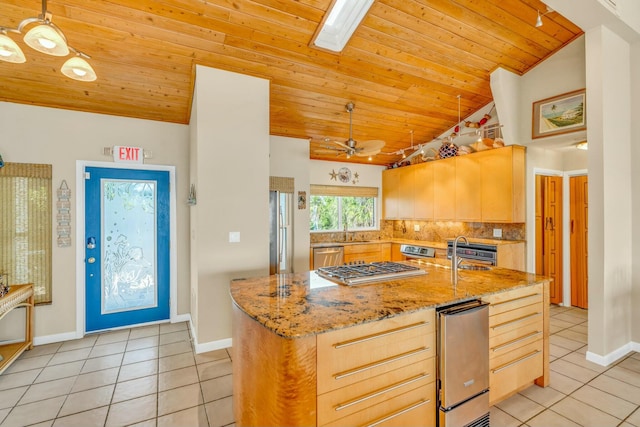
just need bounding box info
[193,337,232,354]
[586,341,640,366]
[34,331,82,346]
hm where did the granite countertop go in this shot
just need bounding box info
[230,259,548,339]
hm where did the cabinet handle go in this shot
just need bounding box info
[335,374,428,411]
[491,350,541,374]
[334,347,430,380]
[365,399,431,427]
[491,331,542,352]
[492,312,541,331]
[334,322,429,349]
[490,293,541,307]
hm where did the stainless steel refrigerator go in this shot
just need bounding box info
[269,190,293,274]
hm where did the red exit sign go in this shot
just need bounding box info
[113,146,143,164]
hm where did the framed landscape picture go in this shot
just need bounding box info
[532,89,586,139]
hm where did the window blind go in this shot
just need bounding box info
[270,176,294,193]
[310,184,378,197]
[0,163,52,304]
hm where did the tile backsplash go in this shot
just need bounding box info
[310,221,525,244]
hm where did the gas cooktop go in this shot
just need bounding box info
[316,261,426,286]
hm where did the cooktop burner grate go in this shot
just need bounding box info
[317,261,426,285]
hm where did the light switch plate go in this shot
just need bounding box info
[493,228,502,238]
[414,224,420,231]
[229,231,241,243]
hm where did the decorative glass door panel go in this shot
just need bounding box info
[85,167,169,332]
[102,179,157,314]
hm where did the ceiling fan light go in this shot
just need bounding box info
[61,56,97,81]
[24,23,69,56]
[0,33,26,63]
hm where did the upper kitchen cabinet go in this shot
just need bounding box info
[382,166,414,219]
[477,145,526,223]
[413,162,434,219]
[455,154,482,222]
[432,157,456,220]
[382,145,526,223]
[382,167,400,219]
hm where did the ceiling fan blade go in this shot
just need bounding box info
[326,139,350,150]
[314,148,346,155]
[355,139,386,156]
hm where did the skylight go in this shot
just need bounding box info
[312,0,374,52]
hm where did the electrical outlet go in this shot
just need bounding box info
[493,228,503,238]
[414,224,420,232]
[229,231,241,243]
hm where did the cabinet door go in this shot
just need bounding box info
[455,155,481,221]
[382,168,400,219]
[397,167,415,218]
[413,162,434,219]
[433,157,456,220]
[480,146,525,222]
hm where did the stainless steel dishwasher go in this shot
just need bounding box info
[437,300,490,427]
[312,246,344,269]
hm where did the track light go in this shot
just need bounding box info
[0,0,96,81]
[536,8,553,28]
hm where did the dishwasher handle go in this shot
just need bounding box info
[438,300,489,317]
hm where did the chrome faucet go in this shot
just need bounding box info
[451,235,469,285]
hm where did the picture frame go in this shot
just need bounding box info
[532,89,586,139]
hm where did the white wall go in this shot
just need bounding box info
[269,136,311,273]
[189,66,270,350]
[0,102,190,341]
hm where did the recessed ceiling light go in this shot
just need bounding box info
[312,0,374,52]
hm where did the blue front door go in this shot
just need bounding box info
[85,167,170,332]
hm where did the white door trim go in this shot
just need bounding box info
[75,160,178,337]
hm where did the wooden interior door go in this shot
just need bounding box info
[535,175,563,304]
[570,175,589,308]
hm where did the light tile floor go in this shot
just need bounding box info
[0,322,233,427]
[1,306,638,426]
[492,305,640,427]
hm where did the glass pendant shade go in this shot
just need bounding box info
[24,23,69,56]
[0,34,26,63]
[61,56,97,82]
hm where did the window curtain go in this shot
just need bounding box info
[0,163,52,304]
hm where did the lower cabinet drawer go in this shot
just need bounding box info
[489,341,543,404]
[318,358,435,426]
[490,318,543,359]
[317,310,434,394]
[320,383,436,427]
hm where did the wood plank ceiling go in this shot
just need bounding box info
[0,0,582,165]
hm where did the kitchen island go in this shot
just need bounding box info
[230,260,550,426]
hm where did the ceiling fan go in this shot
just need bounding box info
[315,102,385,159]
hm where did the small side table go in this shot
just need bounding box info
[0,284,34,375]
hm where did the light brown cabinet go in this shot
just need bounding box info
[476,145,526,223]
[455,154,481,221]
[413,162,434,219]
[381,146,525,223]
[482,282,549,405]
[317,309,436,427]
[382,167,400,219]
[344,243,391,264]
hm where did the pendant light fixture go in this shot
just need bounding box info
[0,0,96,81]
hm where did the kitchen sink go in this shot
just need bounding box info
[459,264,492,271]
